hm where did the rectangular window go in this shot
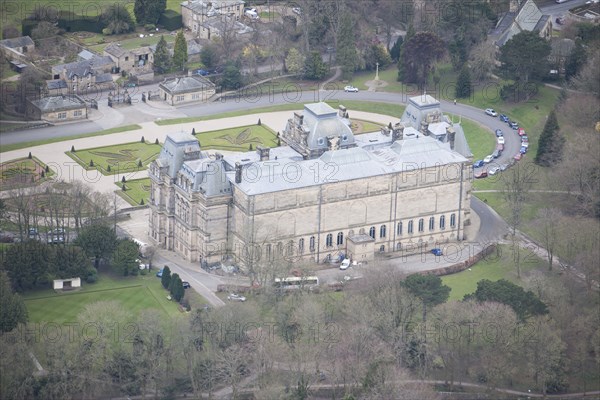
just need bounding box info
[57,112,67,119]
[74,110,82,117]
[176,95,185,101]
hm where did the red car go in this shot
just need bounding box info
[517,128,526,136]
[496,144,504,151]
[475,170,488,179]
[514,153,522,161]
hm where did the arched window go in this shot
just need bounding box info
[337,232,344,245]
[380,225,387,238]
[440,215,446,230]
[326,234,333,247]
[309,236,315,252]
[369,226,376,239]
[397,222,403,235]
[277,242,283,256]
[450,213,456,228]
[379,245,385,252]
[286,241,294,257]
[418,218,424,232]
[299,238,305,254]
[266,244,272,260]
[396,242,402,251]
[408,220,414,234]
[429,217,435,231]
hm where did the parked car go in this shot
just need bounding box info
[28,227,38,238]
[193,69,210,76]
[182,281,191,289]
[500,163,508,171]
[488,167,500,175]
[521,135,528,142]
[497,136,505,145]
[339,259,351,270]
[485,108,497,117]
[499,114,510,122]
[509,121,519,130]
[520,146,528,154]
[227,293,246,302]
[292,7,302,15]
[514,153,523,161]
[473,159,485,168]
[483,155,494,163]
[475,170,488,179]
[495,129,503,137]
[521,141,529,148]
[156,269,163,278]
[344,85,359,92]
[431,248,443,256]
[496,143,505,151]
[492,149,502,158]
[517,128,526,136]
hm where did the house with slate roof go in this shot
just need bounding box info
[489,0,552,48]
[104,43,154,77]
[181,0,245,34]
[51,56,115,94]
[148,96,473,267]
[27,95,87,123]
[0,36,34,59]
[158,76,216,105]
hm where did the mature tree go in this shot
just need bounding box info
[398,31,446,86]
[335,11,357,80]
[112,239,140,276]
[501,164,531,277]
[2,25,20,39]
[134,0,166,25]
[465,279,548,321]
[49,245,93,279]
[30,21,59,43]
[153,35,171,74]
[455,65,472,99]
[532,208,561,271]
[303,50,328,80]
[220,63,242,90]
[571,48,600,98]
[565,39,587,81]
[169,274,184,302]
[3,241,50,291]
[200,43,219,69]
[285,48,305,76]
[403,274,450,322]
[75,223,118,268]
[469,38,496,81]
[535,110,563,167]
[101,4,135,35]
[397,24,415,82]
[390,36,403,63]
[365,44,393,71]
[0,272,28,333]
[173,30,188,71]
[498,31,551,84]
[161,265,172,289]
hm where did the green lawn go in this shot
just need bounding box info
[117,177,151,206]
[456,117,496,161]
[0,156,54,190]
[88,33,176,53]
[352,119,384,134]
[192,124,278,151]
[67,141,161,175]
[442,244,547,300]
[23,273,181,324]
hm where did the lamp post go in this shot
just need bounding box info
[375,62,380,81]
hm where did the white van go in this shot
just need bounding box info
[245,8,259,19]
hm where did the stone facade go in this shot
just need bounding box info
[148,98,472,270]
[158,76,216,105]
[182,0,245,35]
[27,95,87,123]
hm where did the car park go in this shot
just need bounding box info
[344,85,359,92]
[495,129,503,137]
[473,160,484,168]
[499,114,509,122]
[485,108,497,117]
[431,248,443,256]
[339,259,351,270]
[475,170,488,179]
[497,136,505,145]
[483,155,494,163]
[227,293,246,302]
[488,167,500,175]
[182,281,191,289]
[509,121,519,129]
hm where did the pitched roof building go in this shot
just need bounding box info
[489,0,552,47]
[158,76,216,105]
[148,97,473,268]
[27,95,87,123]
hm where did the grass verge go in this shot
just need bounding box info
[116,177,151,206]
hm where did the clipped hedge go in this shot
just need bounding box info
[22,11,104,36]
[158,9,182,31]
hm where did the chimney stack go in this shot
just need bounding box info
[446,126,456,150]
[338,105,347,118]
[235,162,242,183]
[256,146,270,161]
[392,123,404,142]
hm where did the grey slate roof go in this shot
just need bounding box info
[489,0,549,47]
[78,50,96,60]
[52,56,115,78]
[156,131,203,178]
[30,95,86,112]
[95,73,113,83]
[104,43,127,57]
[46,79,68,90]
[301,102,355,151]
[0,36,34,49]
[182,0,245,15]
[159,76,215,94]
[200,15,253,35]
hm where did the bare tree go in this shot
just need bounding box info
[532,208,561,270]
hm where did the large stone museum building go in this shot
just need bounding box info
[148,95,473,268]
